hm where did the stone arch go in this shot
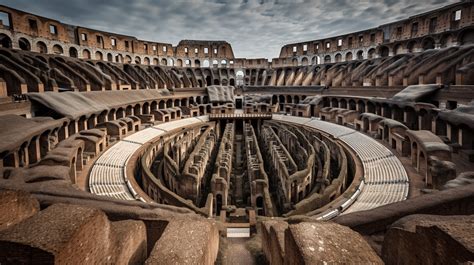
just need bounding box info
[18,37,31,51]
[69,47,78,58]
[107,53,113,62]
[135,56,141,64]
[292,58,298,66]
[161,58,167,65]
[124,55,132,64]
[203,59,210,67]
[458,27,474,45]
[82,49,91,59]
[439,33,454,48]
[356,50,364,60]
[0,33,12,48]
[379,45,389,57]
[345,52,353,61]
[335,53,342,62]
[176,59,183,67]
[421,37,435,51]
[406,40,418,52]
[144,57,150,65]
[95,51,103,61]
[393,43,403,55]
[324,55,331,63]
[115,54,123,63]
[153,58,159,65]
[301,57,309,66]
[52,44,63,55]
[36,41,47,53]
[212,60,219,67]
[312,55,321,65]
[367,48,376,59]
[168,58,174,66]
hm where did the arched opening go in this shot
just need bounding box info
[203,60,210,67]
[18,38,31,51]
[82,49,91,59]
[406,41,417,53]
[301,57,309,66]
[458,28,474,45]
[292,58,298,66]
[176,59,183,67]
[158,100,165,109]
[69,47,78,58]
[153,58,159,65]
[168,58,174,66]
[115,54,123,63]
[0,34,12,48]
[356,50,363,60]
[194,59,200,67]
[95,51,103,61]
[324,55,331,63]
[52,44,63,55]
[144,57,150,65]
[107,53,113,62]
[393,43,403,55]
[212,60,218,67]
[367,48,376,59]
[135,56,141,64]
[379,46,389,57]
[422,38,435,51]
[36,41,47,53]
[335,53,342,62]
[221,59,227,66]
[124,55,132,64]
[161,58,167,65]
[312,56,321,65]
[345,52,353,61]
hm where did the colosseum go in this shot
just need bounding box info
[0,1,473,264]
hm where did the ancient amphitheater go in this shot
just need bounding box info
[0,1,473,264]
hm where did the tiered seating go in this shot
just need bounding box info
[88,116,208,201]
[272,115,409,215]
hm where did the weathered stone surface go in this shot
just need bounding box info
[146,219,219,265]
[284,222,383,265]
[109,220,147,265]
[0,203,147,264]
[261,220,288,265]
[334,184,474,235]
[382,214,474,265]
[0,190,39,231]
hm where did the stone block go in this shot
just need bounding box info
[0,190,40,231]
[146,219,219,265]
[284,222,383,264]
[382,214,474,265]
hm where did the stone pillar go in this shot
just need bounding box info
[28,138,40,164]
[447,123,452,142]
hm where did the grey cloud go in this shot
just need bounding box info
[0,0,458,59]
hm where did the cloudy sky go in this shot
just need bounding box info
[0,0,458,59]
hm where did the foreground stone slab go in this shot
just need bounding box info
[285,222,383,264]
[261,220,288,265]
[0,203,147,264]
[0,190,39,231]
[146,219,219,265]
[382,214,474,265]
